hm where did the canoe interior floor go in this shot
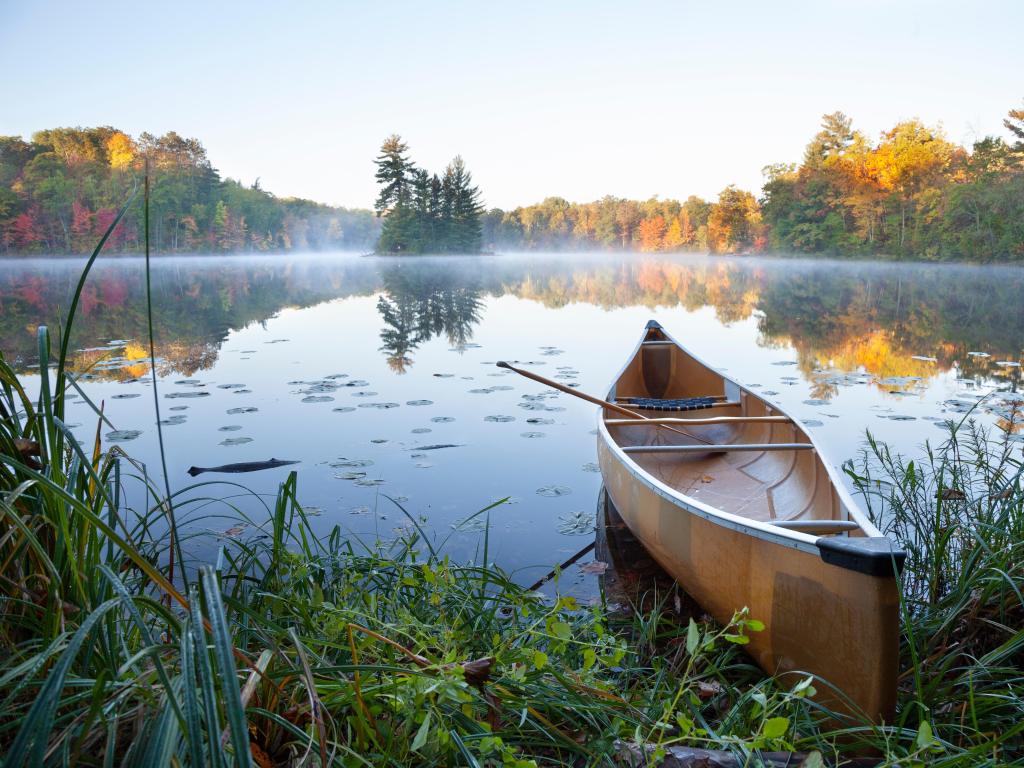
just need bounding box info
[607,422,831,523]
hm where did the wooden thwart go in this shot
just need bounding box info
[771,519,860,534]
[622,442,814,454]
[606,416,791,426]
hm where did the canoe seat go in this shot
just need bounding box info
[619,396,718,412]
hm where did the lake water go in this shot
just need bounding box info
[2,253,1022,592]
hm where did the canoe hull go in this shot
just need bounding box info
[598,435,901,722]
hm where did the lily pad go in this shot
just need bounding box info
[536,485,571,497]
[166,391,210,399]
[411,428,432,434]
[112,393,141,400]
[332,407,356,413]
[302,395,334,403]
[227,407,258,414]
[106,430,142,442]
[218,425,243,432]
[334,471,366,480]
[358,402,400,409]
[558,511,595,535]
[220,437,253,446]
[407,399,433,406]
[484,415,515,423]
[330,458,374,468]
[520,431,546,438]
[431,416,455,423]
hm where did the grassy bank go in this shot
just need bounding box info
[1,203,1023,766]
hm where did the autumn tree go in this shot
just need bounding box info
[708,186,762,253]
[638,215,667,251]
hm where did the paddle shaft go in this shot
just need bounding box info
[495,361,713,445]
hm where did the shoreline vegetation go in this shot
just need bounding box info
[1,201,1023,766]
[2,101,1022,261]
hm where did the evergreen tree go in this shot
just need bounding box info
[374,135,416,252]
[410,168,431,252]
[1006,101,1024,153]
[374,135,412,214]
[447,156,484,253]
[428,174,443,250]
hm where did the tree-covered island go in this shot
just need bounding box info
[373,135,485,254]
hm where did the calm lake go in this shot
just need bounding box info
[2,253,1022,591]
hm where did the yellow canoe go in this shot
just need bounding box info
[597,320,905,722]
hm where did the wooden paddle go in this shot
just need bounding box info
[495,361,714,445]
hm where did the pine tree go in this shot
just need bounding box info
[1006,102,1024,153]
[374,135,415,252]
[447,156,484,253]
[374,135,412,214]
[428,174,443,251]
[410,168,431,253]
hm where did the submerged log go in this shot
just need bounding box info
[187,458,299,476]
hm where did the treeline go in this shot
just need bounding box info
[483,101,1024,260]
[0,127,379,254]
[761,107,1024,260]
[374,135,485,254]
[481,190,761,254]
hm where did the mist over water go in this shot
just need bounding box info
[2,251,1022,589]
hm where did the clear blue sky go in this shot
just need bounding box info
[2,1,1021,210]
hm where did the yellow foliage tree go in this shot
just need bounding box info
[662,217,685,250]
[106,132,136,170]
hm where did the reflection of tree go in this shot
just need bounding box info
[0,260,380,377]
[376,264,483,373]
[4,255,1024,389]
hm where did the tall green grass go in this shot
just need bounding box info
[1,188,1022,765]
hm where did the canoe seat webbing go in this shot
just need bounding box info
[621,396,717,412]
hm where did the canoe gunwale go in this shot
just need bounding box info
[599,319,894,565]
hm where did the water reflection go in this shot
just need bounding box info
[377,262,484,373]
[1,255,1023,391]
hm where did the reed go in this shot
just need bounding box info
[1,194,1022,765]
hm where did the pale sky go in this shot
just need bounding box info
[2,1,1021,210]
